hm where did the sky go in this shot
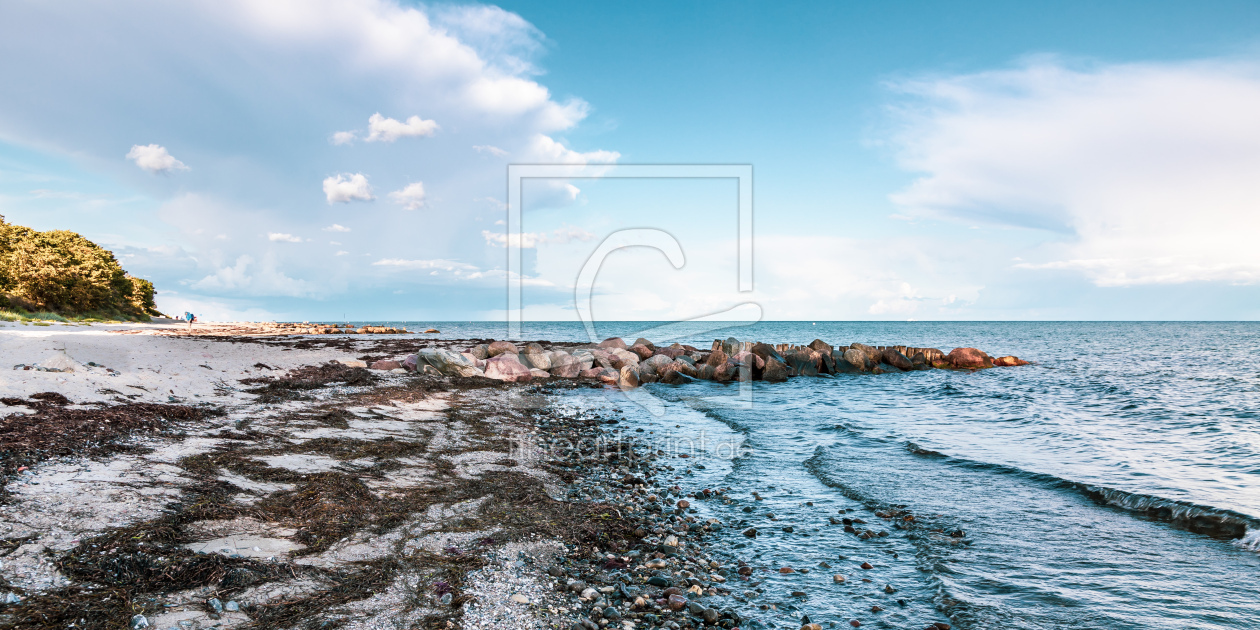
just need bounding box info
[2,0,1259,321]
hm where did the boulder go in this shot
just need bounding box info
[881,348,913,371]
[911,352,929,369]
[469,344,490,360]
[850,343,882,365]
[401,354,420,372]
[696,364,717,381]
[628,344,655,361]
[369,360,402,371]
[877,362,903,373]
[523,348,551,371]
[638,371,659,384]
[487,341,519,357]
[550,353,582,378]
[659,367,694,385]
[948,347,993,369]
[572,350,596,371]
[611,349,641,368]
[762,358,789,382]
[336,358,368,369]
[418,348,480,377]
[834,348,866,373]
[712,360,735,382]
[654,346,684,360]
[421,364,442,376]
[529,368,550,379]
[992,355,1029,366]
[640,354,674,377]
[618,366,640,389]
[808,339,833,355]
[484,355,532,382]
[633,338,656,351]
[750,342,785,367]
[598,369,620,385]
[580,367,605,379]
[598,337,627,350]
[783,348,820,377]
[460,353,486,369]
[705,348,729,368]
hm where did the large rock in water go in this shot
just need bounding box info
[487,341,518,357]
[850,343,882,366]
[881,348,913,371]
[808,340,837,373]
[762,357,789,382]
[610,349,640,369]
[550,352,582,378]
[751,342,784,367]
[640,354,674,377]
[633,338,656,351]
[468,344,490,360]
[659,366,694,385]
[705,348,729,368]
[484,354,532,382]
[947,347,993,369]
[418,348,481,377]
[598,337,627,350]
[784,348,820,377]
[833,348,866,373]
[992,355,1029,366]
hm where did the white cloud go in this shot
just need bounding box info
[323,224,351,232]
[481,226,596,249]
[524,134,619,165]
[373,258,480,272]
[267,232,303,242]
[474,144,509,157]
[889,59,1260,286]
[335,250,349,256]
[365,113,438,142]
[190,254,317,297]
[388,182,426,210]
[330,131,357,145]
[126,144,189,173]
[323,173,374,203]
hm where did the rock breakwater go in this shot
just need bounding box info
[388,337,1029,386]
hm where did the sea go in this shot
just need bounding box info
[354,321,1260,629]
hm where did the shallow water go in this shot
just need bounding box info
[528,322,1260,630]
[374,321,1260,628]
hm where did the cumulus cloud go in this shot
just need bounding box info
[388,182,426,210]
[190,254,317,297]
[366,113,438,142]
[267,232,303,242]
[323,173,374,203]
[330,131,356,145]
[323,224,351,232]
[126,144,189,173]
[889,59,1260,286]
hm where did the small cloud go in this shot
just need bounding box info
[473,144,509,157]
[126,144,189,173]
[388,182,426,210]
[323,224,351,232]
[335,250,349,256]
[330,131,357,145]
[268,233,303,243]
[481,226,595,249]
[366,113,438,142]
[323,173,374,203]
[329,241,342,245]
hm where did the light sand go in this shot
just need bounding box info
[0,320,358,404]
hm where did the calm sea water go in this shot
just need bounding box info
[365,321,1260,629]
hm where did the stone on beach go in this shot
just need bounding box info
[419,348,481,377]
[483,354,532,382]
[487,341,519,357]
[522,343,552,370]
[618,366,640,389]
[549,352,582,378]
[628,344,655,361]
[369,359,401,371]
[598,337,627,350]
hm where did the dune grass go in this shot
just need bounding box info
[0,306,149,324]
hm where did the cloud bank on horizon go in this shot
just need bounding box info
[0,0,1258,321]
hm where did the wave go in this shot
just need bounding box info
[903,442,1258,542]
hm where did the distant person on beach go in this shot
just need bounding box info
[185,311,194,331]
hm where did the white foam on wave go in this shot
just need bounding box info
[1235,527,1260,552]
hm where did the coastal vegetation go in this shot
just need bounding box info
[0,214,162,322]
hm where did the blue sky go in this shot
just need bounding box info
[2,0,1259,321]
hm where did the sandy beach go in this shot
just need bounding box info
[0,322,755,630]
